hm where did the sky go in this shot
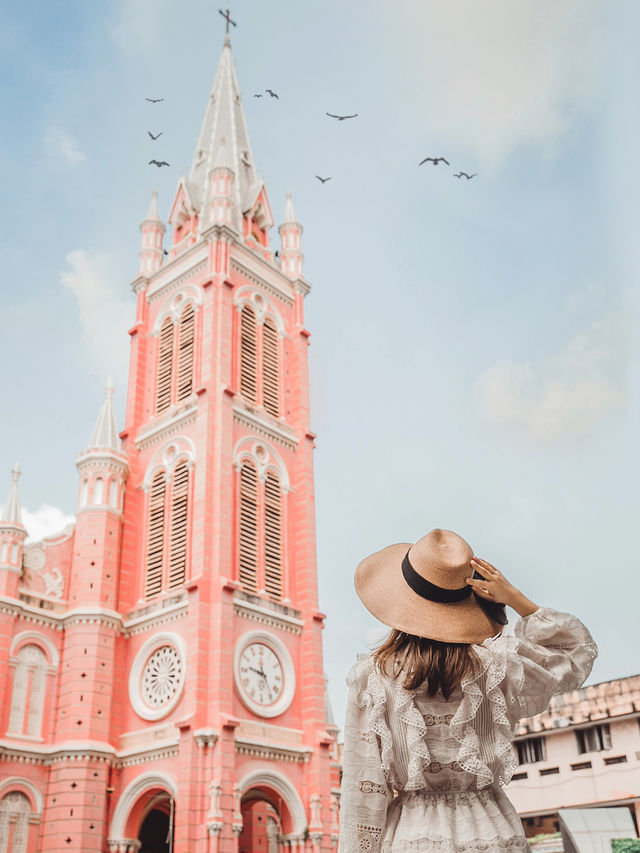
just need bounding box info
[1,0,638,730]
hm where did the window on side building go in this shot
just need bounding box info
[516,736,547,764]
[575,723,611,753]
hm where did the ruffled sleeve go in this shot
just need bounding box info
[502,607,598,725]
[338,658,393,853]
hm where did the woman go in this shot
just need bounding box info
[338,529,597,853]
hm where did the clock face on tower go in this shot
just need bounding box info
[234,630,295,718]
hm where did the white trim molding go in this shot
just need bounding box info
[232,437,291,492]
[9,631,60,668]
[233,286,287,335]
[142,437,196,490]
[151,286,203,336]
[109,771,178,839]
[0,777,43,813]
[236,768,306,836]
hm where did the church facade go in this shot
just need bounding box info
[0,34,340,853]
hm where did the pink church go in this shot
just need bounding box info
[0,34,340,853]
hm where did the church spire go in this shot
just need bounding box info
[1,463,24,527]
[189,36,260,230]
[87,379,120,451]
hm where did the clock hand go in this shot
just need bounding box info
[258,666,274,700]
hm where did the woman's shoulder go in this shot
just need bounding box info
[346,652,377,688]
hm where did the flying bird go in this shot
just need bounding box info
[326,112,358,121]
[147,131,163,140]
[145,97,164,103]
[315,175,332,184]
[419,156,450,166]
[266,89,279,99]
[253,93,263,98]
[453,171,477,180]
[149,159,170,167]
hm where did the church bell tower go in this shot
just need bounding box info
[108,28,339,853]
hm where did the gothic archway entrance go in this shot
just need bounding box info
[138,794,174,853]
[239,792,283,853]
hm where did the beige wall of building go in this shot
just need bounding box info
[506,674,640,838]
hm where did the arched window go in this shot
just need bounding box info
[79,479,89,507]
[263,472,283,599]
[145,472,166,599]
[8,645,48,738]
[168,461,189,590]
[109,479,118,508]
[262,318,280,417]
[0,543,7,563]
[240,305,258,403]
[93,477,104,505]
[0,791,31,853]
[176,304,195,402]
[238,461,259,593]
[156,318,174,414]
[236,460,285,601]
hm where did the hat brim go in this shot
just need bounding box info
[355,542,502,644]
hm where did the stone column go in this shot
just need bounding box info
[232,785,244,853]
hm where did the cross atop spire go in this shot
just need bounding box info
[87,378,121,452]
[1,462,24,526]
[218,8,236,37]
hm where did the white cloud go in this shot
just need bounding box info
[565,283,605,314]
[400,0,602,166]
[22,505,75,543]
[60,249,133,382]
[473,312,627,441]
[45,127,86,165]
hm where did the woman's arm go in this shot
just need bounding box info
[466,557,597,722]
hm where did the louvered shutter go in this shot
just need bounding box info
[156,318,174,413]
[264,472,283,600]
[145,472,166,598]
[168,461,189,589]
[177,304,195,402]
[238,461,258,592]
[240,305,258,403]
[262,318,280,416]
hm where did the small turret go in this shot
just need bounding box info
[72,380,128,609]
[278,192,304,279]
[0,463,27,596]
[138,190,165,277]
[76,379,128,515]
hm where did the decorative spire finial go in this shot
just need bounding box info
[1,462,24,526]
[144,189,161,222]
[283,191,297,224]
[87,380,121,452]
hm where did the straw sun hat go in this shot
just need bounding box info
[354,529,507,644]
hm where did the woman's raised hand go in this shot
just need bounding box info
[466,557,539,617]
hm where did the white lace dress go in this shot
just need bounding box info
[338,608,598,853]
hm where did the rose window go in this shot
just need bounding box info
[141,645,183,709]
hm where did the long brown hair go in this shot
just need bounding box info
[373,629,477,699]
